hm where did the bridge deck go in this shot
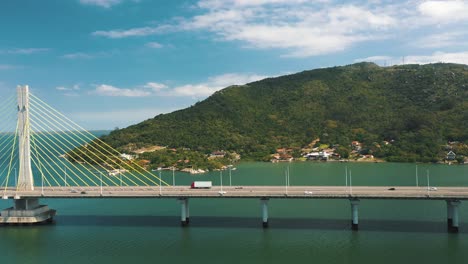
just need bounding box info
[3,186,468,200]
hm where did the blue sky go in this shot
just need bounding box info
[1,0,467,130]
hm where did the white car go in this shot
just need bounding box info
[304,191,313,195]
[218,191,227,195]
[428,187,438,191]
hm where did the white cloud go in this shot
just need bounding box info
[88,73,268,98]
[56,84,81,97]
[92,84,152,97]
[61,50,117,59]
[354,56,393,63]
[63,92,80,97]
[70,107,175,130]
[145,42,164,48]
[93,1,399,57]
[418,1,468,22]
[355,51,468,66]
[92,25,174,38]
[404,51,468,65]
[198,0,314,8]
[90,1,468,57]
[195,4,397,57]
[143,82,167,91]
[170,73,268,97]
[56,85,81,91]
[61,52,94,59]
[186,3,397,57]
[79,0,122,8]
[0,48,49,55]
[412,31,468,49]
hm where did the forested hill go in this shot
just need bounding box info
[102,62,468,162]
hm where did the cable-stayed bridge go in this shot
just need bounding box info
[1,86,169,190]
[0,86,467,232]
[0,86,171,224]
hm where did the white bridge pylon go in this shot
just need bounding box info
[0,85,169,192]
[17,85,34,191]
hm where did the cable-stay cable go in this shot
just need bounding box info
[30,132,62,188]
[29,100,154,186]
[0,150,17,188]
[0,136,16,163]
[0,117,17,132]
[29,129,93,187]
[30,104,151,187]
[3,121,19,194]
[29,112,132,187]
[30,119,119,187]
[30,94,169,186]
[0,105,18,147]
[29,153,54,188]
[29,135,83,187]
[0,96,17,191]
[0,159,17,188]
[30,149,55,188]
[31,129,111,188]
[0,94,15,116]
[0,131,16,151]
[32,132,105,187]
[30,123,105,186]
[31,130,92,187]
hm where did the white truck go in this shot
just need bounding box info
[191,181,212,189]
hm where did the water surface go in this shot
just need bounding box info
[0,162,467,264]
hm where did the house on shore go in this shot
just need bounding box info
[446,151,456,161]
[209,151,226,159]
[305,151,330,161]
[120,153,136,160]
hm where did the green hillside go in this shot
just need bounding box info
[101,62,468,163]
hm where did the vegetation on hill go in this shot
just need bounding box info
[101,62,468,164]
[138,149,237,171]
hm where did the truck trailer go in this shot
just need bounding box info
[191,181,212,189]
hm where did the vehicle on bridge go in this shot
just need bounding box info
[191,181,212,189]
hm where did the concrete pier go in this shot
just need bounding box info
[0,198,56,224]
[185,198,190,224]
[261,198,269,228]
[350,199,359,230]
[179,198,189,227]
[446,200,454,228]
[449,200,461,233]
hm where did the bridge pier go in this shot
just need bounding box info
[261,198,269,228]
[350,199,359,231]
[0,198,56,224]
[185,198,190,224]
[447,200,461,233]
[179,198,189,227]
[446,200,454,228]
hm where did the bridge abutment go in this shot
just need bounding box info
[0,198,56,224]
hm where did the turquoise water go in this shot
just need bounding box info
[1,162,467,264]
